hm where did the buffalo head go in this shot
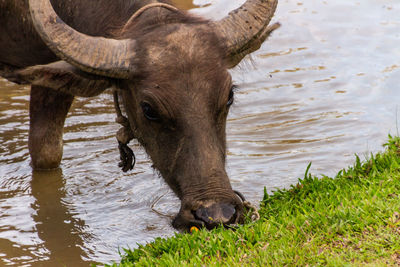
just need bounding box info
[27,0,279,231]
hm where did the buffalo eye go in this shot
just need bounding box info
[227,89,234,107]
[141,102,160,121]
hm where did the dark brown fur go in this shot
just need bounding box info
[118,22,241,229]
[1,0,247,230]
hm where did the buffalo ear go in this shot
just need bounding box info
[16,61,112,97]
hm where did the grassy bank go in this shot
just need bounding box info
[106,136,400,266]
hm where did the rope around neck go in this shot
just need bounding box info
[113,89,136,172]
[122,3,179,32]
[234,190,260,222]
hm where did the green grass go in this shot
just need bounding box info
[105,135,400,266]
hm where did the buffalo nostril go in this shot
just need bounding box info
[194,203,236,229]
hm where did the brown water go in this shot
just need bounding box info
[1,0,399,265]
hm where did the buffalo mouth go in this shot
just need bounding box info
[193,202,239,230]
[172,191,245,231]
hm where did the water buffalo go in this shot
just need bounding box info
[0,0,279,230]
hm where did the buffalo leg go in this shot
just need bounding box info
[29,85,74,169]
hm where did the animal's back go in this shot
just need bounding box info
[0,0,147,72]
[0,0,55,69]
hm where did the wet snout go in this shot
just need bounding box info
[194,202,237,229]
[172,197,244,231]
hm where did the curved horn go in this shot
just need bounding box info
[29,0,135,78]
[212,0,280,68]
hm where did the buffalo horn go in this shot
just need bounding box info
[212,0,280,68]
[29,0,135,79]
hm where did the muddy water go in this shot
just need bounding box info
[0,0,399,265]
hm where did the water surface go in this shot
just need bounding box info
[0,0,399,265]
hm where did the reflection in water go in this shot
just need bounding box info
[31,169,89,266]
[0,0,400,265]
